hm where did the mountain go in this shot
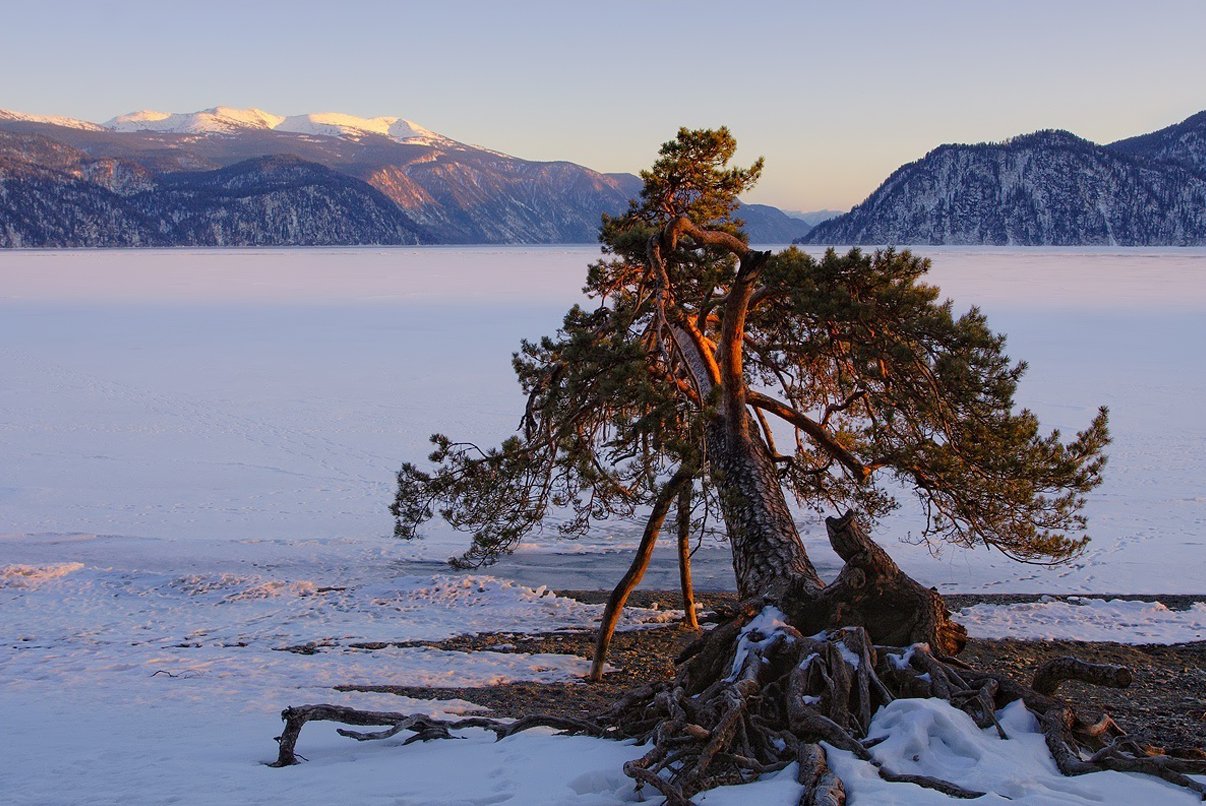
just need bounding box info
[783,209,844,226]
[0,106,801,246]
[800,112,1206,246]
[0,109,104,132]
[0,132,425,247]
[737,203,812,242]
[102,107,454,147]
[1108,110,1206,177]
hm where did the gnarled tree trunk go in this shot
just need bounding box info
[657,219,964,657]
[703,410,966,656]
[705,415,821,599]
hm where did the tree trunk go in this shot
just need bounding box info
[676,485,699,631]
[706,411,965,656]
[801,511,967,656]
[705,415,822,599]
[662,230,964,655]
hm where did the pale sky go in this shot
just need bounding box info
[2,0,1204,210]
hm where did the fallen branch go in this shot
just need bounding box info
[1032,656,1133,695]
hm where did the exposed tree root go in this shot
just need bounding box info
[270,704,609,767]
[270,610,1206,802]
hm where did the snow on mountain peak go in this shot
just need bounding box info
[0,105,450,145]
[0,109,105,132]
[275,112,445,143]
[104,107,287,135]
[98,106,448,144]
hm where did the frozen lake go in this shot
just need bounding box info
[2,245,1205,594]
[4,245,1206,806]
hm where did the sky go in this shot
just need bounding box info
[2,0,1205,211]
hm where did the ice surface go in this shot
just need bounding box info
[2,245,1204,592]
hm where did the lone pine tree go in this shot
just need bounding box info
[272,130,1205,801]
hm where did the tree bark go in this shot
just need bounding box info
[699,393,965,654]
[802,511,967,656]
[706,414,822,599]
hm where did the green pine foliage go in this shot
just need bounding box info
[391,128,1108,567]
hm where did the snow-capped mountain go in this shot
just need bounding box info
[0,109,104,132]
[105,107,287,135]
[276,113,446,144]
[0,105,808,246]
[102,106,451,145]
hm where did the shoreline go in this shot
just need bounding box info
[333,588,1205,752]
[559,589,1206,612]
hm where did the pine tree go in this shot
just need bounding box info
[391,126,1108,662]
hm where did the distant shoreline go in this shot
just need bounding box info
[559,588,1206,612]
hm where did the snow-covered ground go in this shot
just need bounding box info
[2,246,1204,803]
[3,537,1202,805]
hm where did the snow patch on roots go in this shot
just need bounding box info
[728,605,792,680]
[826,699,1205,804]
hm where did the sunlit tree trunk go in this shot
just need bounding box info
[705,416,821,598]
[675,486,699,631]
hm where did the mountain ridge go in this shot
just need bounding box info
[0,106,808,246]
[0,141,427,248]
[799,111,1206,246]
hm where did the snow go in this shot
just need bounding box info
[0,561,85,587]
[276,112,448,144]
[5,538,1194,805]
[959,597,1206,643]
[91,106,451,144]
[105,106,287,134]
[0,536,670,803]
[1,245,1205,803]
[728,605,791,679]
[825,699,1203,804]
[887,646,918,670]
[0,108,106,131]
[835,639,862,669]
[2,103,457,144]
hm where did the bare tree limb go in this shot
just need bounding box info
[746,390,870,481]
